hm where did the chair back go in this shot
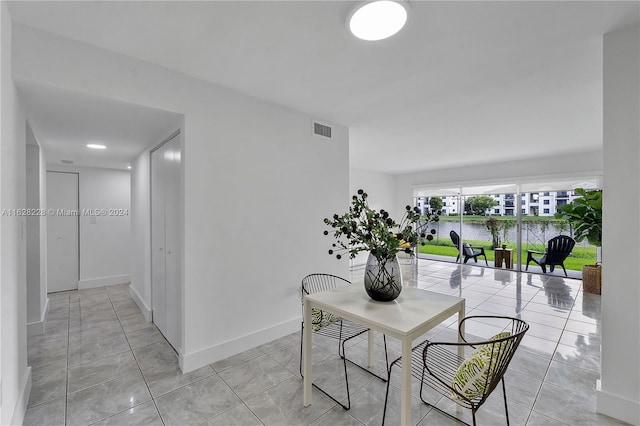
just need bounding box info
[425,316,529,408]
[545,235,576,264]
[450,230,475,256]
[449,230,460,247]
[474,317,529,404]
[301,273,350,297]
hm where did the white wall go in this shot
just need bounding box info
[47,164,131,289]
[599,24,640,425]
[12,24,350,371]
[349,168,396,265]
[130,142,153,319]
[350,168,396,214]
[26,125,48,336]
[1,3,31,424]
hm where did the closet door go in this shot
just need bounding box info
[47,171,79,292]
[151,133,182,350]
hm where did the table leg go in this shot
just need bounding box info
[303,298,312,407]
[368,330,374,368]
[401,338,412,425]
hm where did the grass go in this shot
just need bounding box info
[418,239,596,271]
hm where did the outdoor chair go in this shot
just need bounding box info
[299,273,389,410]
[382,316,529,425]
[450,230,488,266]
[525,235,575,277]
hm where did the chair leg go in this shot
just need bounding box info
[562,264,568,277]
[341,339,351,410]
[383,335,389,373]
[541,264,547,273]
[382,364,393,425]
[299,324,304,377]
[502,378,510,426]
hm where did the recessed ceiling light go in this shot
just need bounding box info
[86,144,106,150]
[127,166,132,170]
[347,1,408,41]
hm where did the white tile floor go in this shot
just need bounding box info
[24,260,623,425]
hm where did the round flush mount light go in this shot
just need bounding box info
[86,144,106,150]
[347,1,409,41]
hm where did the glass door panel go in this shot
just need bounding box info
[521,190,597,277]
[416,194,460,264]
[414,180,599,278]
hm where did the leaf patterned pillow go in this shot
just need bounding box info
[451,332,511,400]
[311,307,340,331]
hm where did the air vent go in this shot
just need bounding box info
[313,121,332,139]
[61,160,74,164]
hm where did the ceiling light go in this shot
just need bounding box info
[347,1,408,41]
[86,144,106,150]
[127,166,132,170]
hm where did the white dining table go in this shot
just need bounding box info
[303,284,465,426]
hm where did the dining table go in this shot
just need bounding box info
[303,284,466,425]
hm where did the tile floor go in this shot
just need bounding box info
[24,260,622,425]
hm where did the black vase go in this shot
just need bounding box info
[364,253,402,302]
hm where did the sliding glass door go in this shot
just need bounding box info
[414,177,600,278]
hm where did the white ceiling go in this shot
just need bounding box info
[7,1,639,173]
[17,81,182,170]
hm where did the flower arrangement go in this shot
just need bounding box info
[323,189,440,263]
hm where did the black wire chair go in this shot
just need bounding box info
[382,316,529,425]
[299,273,389,410]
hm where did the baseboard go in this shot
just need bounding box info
[179,316,300,373]
[9,367,32,426]
[128,285,152,322]
[596,380,640,425]
[79,275,130,290]
[27,298,49,337]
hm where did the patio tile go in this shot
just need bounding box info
[92,401,163,425]
[23,397,66,426]
[243,377,338,426]
[534,382,626,425]
[154,375,241,425]
[218,354,294,400]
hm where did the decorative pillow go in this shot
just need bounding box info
[399,240,411,249]
[311,307,340,331]
[451,332,511,400]
[462,243,475,256]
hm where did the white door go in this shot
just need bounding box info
[47,171,79,292]
[151,133,182,350]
